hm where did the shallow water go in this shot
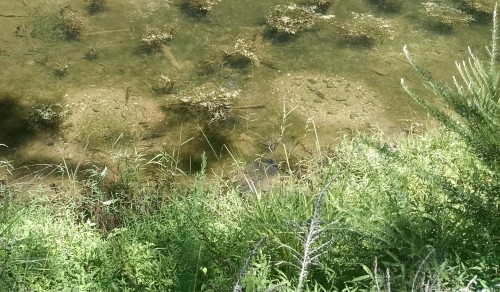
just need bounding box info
[0,0,493,175]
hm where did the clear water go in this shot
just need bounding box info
[0,0,493,174]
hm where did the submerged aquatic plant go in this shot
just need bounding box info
[342,12,394,45]
[141,27,174,52]
[311,0,335,11]
[53,62,69,77]
[85,47,99,61]
[422,2,474,30]
[461,0,495,19]
[175,86,240,124]
[183,0,221,14]
[313,0,334,6]
[222,39,260,67]
[28,103,67,130]
[402,5,500,168]
[29,8,65,41]
[88,0,107,14]
[85,43,105,61]
[370,0,405,12]
[60,7,88,40]
[198,49,225,75]
[267,4,333,36]
[154,74,174,94]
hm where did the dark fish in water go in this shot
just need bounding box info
[258,158,279,176]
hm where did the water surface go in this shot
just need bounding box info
[0,0,493,175]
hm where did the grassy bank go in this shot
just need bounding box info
[2,4,500,292]
[1,127,499,291]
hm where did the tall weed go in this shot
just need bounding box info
[402,5,500,170]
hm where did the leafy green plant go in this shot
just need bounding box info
[106,228,175,290]
[331,129,500,290]
[233,237,267,292]
[402,4,500,169]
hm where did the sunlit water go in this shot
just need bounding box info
[0,0,493,177]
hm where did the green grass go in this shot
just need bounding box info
[402,4,500,170]
[1,6,500,292]
[0,128,499,291]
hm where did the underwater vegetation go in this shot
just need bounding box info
[60,6,88,40]
[88,0,107,14]
[141,26,175,52]
[369,0,405,12]
[342,12,394,45]
[173,86,241,125]
[153,74,175,94]
[422,2,474,30]
[28,103,67,130]
[222,39,260,68]
[182,0,221,15]
[266,4,334,36]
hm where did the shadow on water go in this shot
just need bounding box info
[0,91,34,150]
[154,103,235,173]
[195,124,234,170]
[171,125,234,174]
[178,3,211,19]
[262,28,294,44]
